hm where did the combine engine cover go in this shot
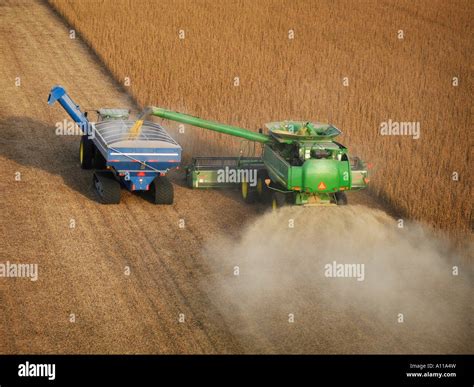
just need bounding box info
[302,158,350,193]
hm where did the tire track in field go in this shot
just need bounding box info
[121,196,237,353]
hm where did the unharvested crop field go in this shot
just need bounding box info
[48,0,473,239]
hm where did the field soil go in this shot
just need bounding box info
[0,0,471,354]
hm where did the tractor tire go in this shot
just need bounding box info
[93,147,107,169]
[185,167,194,188]
[79,135,94,169]
[271,194,278,211]
[271,192,287,210]
[256,170,272,204]
[151,176,174,204]
[335,191,348,205]
[285,192,296,205]
[93,171,121,204]
[241,180,258,204]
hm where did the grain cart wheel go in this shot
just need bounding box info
[151,176,174,204]
[79,135,94,169]
[241,180,257,204]
[93,147,107,169]
[335,191,348,205]
[93,171,121,204]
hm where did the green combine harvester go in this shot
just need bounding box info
[139,107,370,207]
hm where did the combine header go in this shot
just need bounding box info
[143,107,370,207]
[48,86,181,204]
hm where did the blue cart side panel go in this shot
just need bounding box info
[107,146,181,170]
[107,146,181,191]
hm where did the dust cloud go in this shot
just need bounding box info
[202,205,473,353]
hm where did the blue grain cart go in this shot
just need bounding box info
[48,86,181,204]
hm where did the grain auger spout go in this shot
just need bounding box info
[48,85,91,133]
[142,106,271,143]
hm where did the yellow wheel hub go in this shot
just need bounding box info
[79,140,84,164]
[241,181,248,199]
[272,196,277,210]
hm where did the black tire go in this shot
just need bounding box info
[256,170,272,204]
[241,180,258,204]
[185,167,194,188]
[285,191,296,205]
[93,171,121,204]
[151,176,174,204]
[335,191,348,205]
[93,147,107,169]
[271,192,287,210]
[80,135,94,169]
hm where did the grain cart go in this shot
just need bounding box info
[140,107,369,207]
[47,86,181,204]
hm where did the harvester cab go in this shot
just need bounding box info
[264,121,344,166]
